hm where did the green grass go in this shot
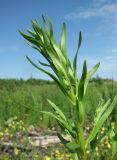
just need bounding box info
[0,78,117,128]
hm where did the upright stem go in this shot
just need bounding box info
[75,100,86,160]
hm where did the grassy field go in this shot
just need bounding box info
[0,78,117,159]
[0,78,117,128]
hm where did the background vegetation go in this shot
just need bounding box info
[0,77,117,129]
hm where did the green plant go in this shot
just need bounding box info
[19,16,117,160]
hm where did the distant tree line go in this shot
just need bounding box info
[90,75,114,84]
[0,78,55,89]
[0,76,114,89]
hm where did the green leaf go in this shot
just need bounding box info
[57,133,79,153]
[46,15,54,39]
[25,40,40,51]
[26,56,60,84]
[60,22,67,59]
[78,31,82,49]
[73,32,82,78]
[78,60,87,100]
[42,15,50,37]
[86,94,117,146]
[40,111,65,124]
[27,56,75,106]
[40,111,74,136]
[94,99,111,124]
[19,29,45,56]
[47,99,67,121]
[52,58,67,76]
[38,61,50,67]
[31,20,41,34]
[27,28,37,37]
[50,38,66,66]
[19,30,39,45]
[84,62,100,95]
[27,55,71,101]
[41,29,50,46]
[31,20,44,42]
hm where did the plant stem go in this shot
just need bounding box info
[75,100,86,160]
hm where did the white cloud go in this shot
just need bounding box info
[65,3,117,20]
[64,2,117,40]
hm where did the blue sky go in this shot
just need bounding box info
[0,0,117,80]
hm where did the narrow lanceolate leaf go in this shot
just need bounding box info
[46,15,54,39]
[78,60,87,100]
[26,56,59,84]
[47,100,75,134]
[27,28,37,37]
[94,99,111,124]
[84,62,100,95]
[84,63,100,94]
[73,32,82,78]
[73,48,78,79]
[42,15,50,37]
[32,21,44,42]
[60,23,67,59]
[40,111,67,127]
[19,31,39,45]
[86,94,117,147]
[40,111,74,135]
[78,31,82,49]
[38,61,50,67]
[47,99,67,121]
[31,20,41,35]
[57,133,79,153]
[50,38,66,65]
[26,41,40,51]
